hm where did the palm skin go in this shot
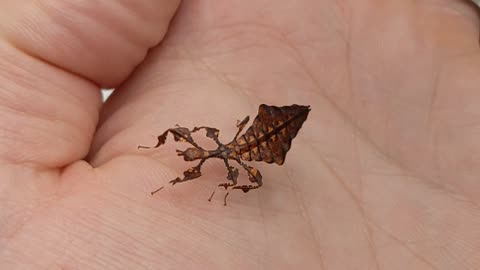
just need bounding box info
[1,0,479,269]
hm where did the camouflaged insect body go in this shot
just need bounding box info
[139,104,310,203]
[234,104,309,165]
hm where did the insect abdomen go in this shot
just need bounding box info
[234,104,310,165]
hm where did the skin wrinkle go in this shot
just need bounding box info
[315,132,480,269]
[342,1,480,197]
[142,204,261,267]
[0,188,59,245]
[0,47,100,123]
[367,220,441,270]
[35,1,152,85]
[185,22,321,101]
[5,32,101,89]
[319,157,439,270]
[182,47,245,92]
[343,19,355,122]
[84,213,152,268]
[0,107,92,167]
[39,1,157,51]
[310,140,480,268]
[291,39,480,210]
[256,196,268,270]
[0,167,61,248]
[427,67,441,127]
[426,53,480,195]
[321,151,381,269]
[322,129,480,211]
[103,156,266,266]
[0,46,101,113]
[186,21,337,56]
[427,64,444,186]
[31,2,146,88]
[196,27,271,57]
[0,89,96,136]
[189,53,260,106]
[79,211,158,266]
[333,0,354,33]
[0,51,99,166]
[44,237,77,270]
[54,200,148,268]
[284,167,326,270]
[351,127,381,269]
[0,50,70,98]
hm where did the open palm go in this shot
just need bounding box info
[1,1,479,269]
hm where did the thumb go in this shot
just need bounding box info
[0,1,180,168]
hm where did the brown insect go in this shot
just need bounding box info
[138,104,310,205]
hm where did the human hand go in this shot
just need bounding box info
[1,1,479,269]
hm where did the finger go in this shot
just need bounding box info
[0,1,181,87]
[0,0,180,167]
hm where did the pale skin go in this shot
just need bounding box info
[0,0,479,269]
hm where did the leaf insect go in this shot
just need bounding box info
[138,104,311,205]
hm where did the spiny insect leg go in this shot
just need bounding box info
[138,127,201,149]
[191,126,222,146]
[208,159,240,206]
[138,130,169,149]
[220,159,239,189]
[233,116,250,141]
[169,158,206,185]
[233,159,263,193]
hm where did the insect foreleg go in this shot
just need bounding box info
[138,130,169,149]
[138,127,202,149]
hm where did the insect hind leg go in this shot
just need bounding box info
[233,159,263,192]
[169,159,206,185]
[220,159,263,205]
[218,159,239,189]
[208,159,240,205]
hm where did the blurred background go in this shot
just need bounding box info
[101,88,114,102]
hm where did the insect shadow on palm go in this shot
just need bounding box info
[138,104,311,205]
